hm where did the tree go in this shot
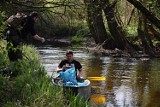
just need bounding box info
[137,11,155,56]
[84,0,108,44]
[101,0,135,51]
[127,0,160,29]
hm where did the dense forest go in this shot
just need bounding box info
[1,0,160,57]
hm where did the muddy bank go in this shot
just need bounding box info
[32,38,71,47]
[33,37,160,58]
[86,46,160,58]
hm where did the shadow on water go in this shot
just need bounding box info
[37,46,160,107]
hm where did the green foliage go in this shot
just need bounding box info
[69,21,89,43]
[145,0,160,16]
[0,40,8,67]
[153,39,160,46]
[0,12,7,39]
[75,26,90,37]
[125,26,138,37]
[63,88,89,107]
[0,75,11,105]
[68,95,88,107]
[71,35,85,43]
[36,17,89,40]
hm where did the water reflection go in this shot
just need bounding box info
[37,46,160,107]
[90,94,106,105]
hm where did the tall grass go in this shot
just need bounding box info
[0,40,8,67]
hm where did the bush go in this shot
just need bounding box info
[0,40,8,67]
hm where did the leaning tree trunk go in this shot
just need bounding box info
[127,0,160,29]
[84,0,108,44]
[148,25,160,41]
[144,21,154,49]
[102,0,133,51]
[138,11,155,56]
[85,1,98,44]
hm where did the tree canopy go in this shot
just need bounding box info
[1,0,160,57]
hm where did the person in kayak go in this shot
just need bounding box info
[56,50,83,80]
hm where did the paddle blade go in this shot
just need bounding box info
[87,77,106,81]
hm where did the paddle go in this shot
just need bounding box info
[87,77,106,81]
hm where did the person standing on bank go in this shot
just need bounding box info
[20,12,45,43]
[5,11,45,61]
[57,50,83,80]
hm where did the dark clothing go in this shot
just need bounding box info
[58,59,82,71]
[7,47,22,61]
[5,16,36,61]
[5,27,22,61]
[5,27,21,47]
[20,16,36,41]
[5,16,36,44]
[58,59,82,81]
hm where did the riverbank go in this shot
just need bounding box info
[38,36,159,58]
[87,44,160,58]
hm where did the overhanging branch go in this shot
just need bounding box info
[127,0,160,29]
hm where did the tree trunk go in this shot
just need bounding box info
[148,25,160,41]
[144,21,154,49]
[137,11,155,56]
[125,1,133,24]
[127,0,160,29]
[102,0,133,51]
[127,8,135,25]
[84,0,108,44]
[85,1,98,43]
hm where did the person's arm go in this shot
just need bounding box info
[76,61,83,78]
[77,68,83,78]
[56,65,66,73]
[56,60,66,73]
[33,34,45,43]
[29,20,45,43]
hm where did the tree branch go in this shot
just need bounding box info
[127,0,160,29]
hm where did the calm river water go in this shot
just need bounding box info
[37,46,160,107]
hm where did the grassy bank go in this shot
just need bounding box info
[0,40,89,107]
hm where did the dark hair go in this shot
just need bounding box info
[66,50,73,55]
[30,12,38,18]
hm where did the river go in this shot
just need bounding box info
[37,46,160,107]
